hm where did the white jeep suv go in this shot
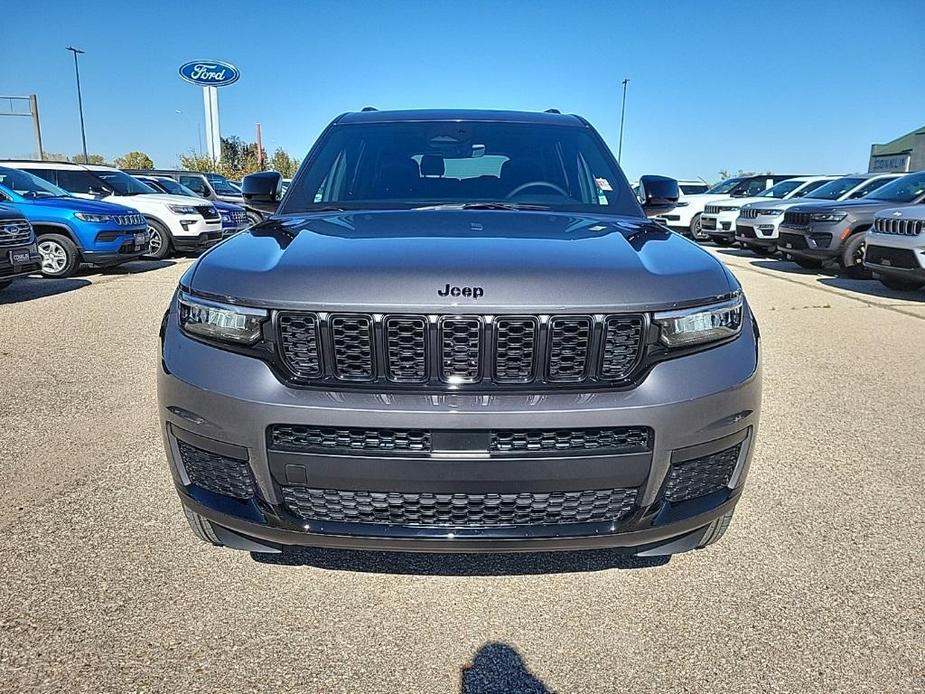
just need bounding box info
[702,176,836,246]
[734,173,902,255]
[4,161,223,258]
[864,205,925,292]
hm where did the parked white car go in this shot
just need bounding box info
[656,174,802,241]
[864,205,925,292]
[702,176,837,246]
[2,161,223,259]
[734,173,903,255]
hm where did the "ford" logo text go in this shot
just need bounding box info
[438,283,484,299]
[178,60,240,87]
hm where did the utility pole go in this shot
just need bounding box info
[618,78,630,163]
[66,46,89,163]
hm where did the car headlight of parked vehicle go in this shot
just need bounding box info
[810,212,847,223]
[178,291,267,345]
[654,295,743,348]
[758,209,783,216]
[74,212,113,223]
[168,204,200,215]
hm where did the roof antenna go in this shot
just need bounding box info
[361,106,378,112]
[544,108,561,114]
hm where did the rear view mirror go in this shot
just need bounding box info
[638,175,680,217]
[242,171,283,214]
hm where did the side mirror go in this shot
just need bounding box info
[242,171,283,214]
[638,175,679,217]
[88,185,108,197]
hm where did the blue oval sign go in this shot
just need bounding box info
[178,60,240,87]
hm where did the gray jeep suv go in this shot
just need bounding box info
[158,110,761,556]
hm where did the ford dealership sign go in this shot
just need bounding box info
[178,60,240,87]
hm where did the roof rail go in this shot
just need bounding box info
[544,108,561,114]
[361,106,378,112]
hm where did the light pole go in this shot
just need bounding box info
[175,109,203,154]
[618,78,630,163]
[65,46,88,163]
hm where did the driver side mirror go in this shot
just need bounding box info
[242,171,283,214]
[638,175,680,217]
[88,185,108,198]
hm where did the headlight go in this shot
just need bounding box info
[654,295,743,348]
[759,209,783,216]
[178,291,267,345]
[168,204,199,214]
[810,212,846,223]
[74,212,112,223]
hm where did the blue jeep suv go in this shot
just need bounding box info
[0,166,149,278]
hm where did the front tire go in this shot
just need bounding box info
[839,233,870,279]
[878,276,924,292]
[37,234,80,278]
[689,213,709,241]
[696,510,735,549]
[145,219,172,260]
[245,210,262,226]
[183,507,224,547]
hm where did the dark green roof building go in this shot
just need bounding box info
[869,125,925,173]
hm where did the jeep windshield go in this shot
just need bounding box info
[864,171,925,203]
[281,121,637,215]
[206,173,242,197]
[93,170,157,196]
[0,167,70,199]
[805,177,865,200]
[704,177,745,195]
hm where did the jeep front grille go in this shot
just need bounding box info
[740,208,760,219]
[270,425,432,453]
[281,486,638,527]
[489,427,650,454]
[0,220,34,248]
[275,312,647,390]
[783,211,811,226]
[874,217,924,236]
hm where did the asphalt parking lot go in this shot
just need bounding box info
[0,249,923,693]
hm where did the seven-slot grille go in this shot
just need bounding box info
[275,312,647,389]
[113,213,146,226]
[783,210,812,226]
[874,216,924,236]
[740,208,760,220]
[704,205,720,215]
[280,486,638,527]
[0,220,33,248]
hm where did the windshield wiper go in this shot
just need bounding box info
[414,202,551,211]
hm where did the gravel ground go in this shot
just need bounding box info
[0,249,922,693]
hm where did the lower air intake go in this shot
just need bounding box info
[663,443,742,503]
[177,440,255,500]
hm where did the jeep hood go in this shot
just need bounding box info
[188,209,736,312]
[20,197,140,215]
[788,198,903,214]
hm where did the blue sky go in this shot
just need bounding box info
[3,0,922,181]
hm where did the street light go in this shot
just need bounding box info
[65,46,88,163]
[175,109,203,155]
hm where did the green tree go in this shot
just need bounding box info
[269,147,300,178]
[177,151,216,173]
[71,153,107,165]
[114,151,154,169]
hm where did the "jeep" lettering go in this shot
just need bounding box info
[438,283,484,299]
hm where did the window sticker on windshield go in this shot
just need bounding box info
[595,177,612,191]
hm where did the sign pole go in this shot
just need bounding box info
[202,86,214,161]
[209,87,221,163]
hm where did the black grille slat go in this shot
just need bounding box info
[547,316,592,382]
[440,317,481,382]
[270,425,431,454]
[177,440,255,500]
[494,317,538,383]
[783,211,811,227]
[331,314,374,380]
[664,443,742,504]
[385,316,427,382]
[600,316,644,379]
[281,487,637,527]
[278,313,321,378]
[490,427,650,454]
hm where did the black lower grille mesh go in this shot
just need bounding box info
[490,427,650,454]
[664,443,742,503]
[281,487,638,527]
[865,245,918,269]
[269,425,431,453]
[177,440,255,499]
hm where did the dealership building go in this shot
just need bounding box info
[868,125,925,173]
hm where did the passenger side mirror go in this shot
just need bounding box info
[242,171,283,214]
[638,175,679,217]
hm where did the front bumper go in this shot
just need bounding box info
[83,228,149,265]
[158,305,761,553]
[0,243,41,280]
[864,233,925,282]
[172,230,223,252]
[778,223,842,260]
[702,211,740,239]
[735,218,781,246]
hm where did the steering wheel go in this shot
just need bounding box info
[506,181,569,199]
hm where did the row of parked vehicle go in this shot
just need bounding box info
[0,161,267,287]
[657,170,925,292]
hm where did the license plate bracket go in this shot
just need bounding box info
[9,249,31,264]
